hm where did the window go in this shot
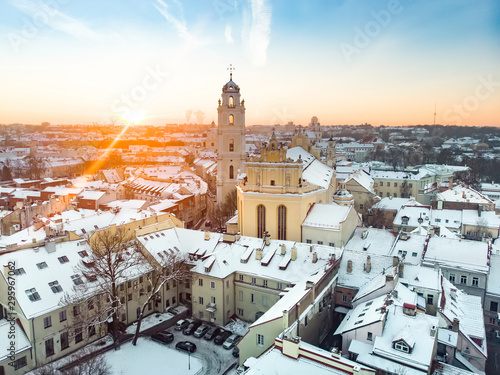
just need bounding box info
[394,341,409,353]
[262,295,268,307]
[226,280,230,288]
[239,290,243,301]
[393,193,397,198]
[120,284,124,291]
[359,204,364,210]
[304,315,308,327]
[277,283,283,290]
[278,205,287,240]
[210,281,215,289]
[257,334,264,346]
[75,327,83,343]
[251,277,256,285]
[78,250,88,258]
[120,297,125,305]
[88,325,96,337]
[128,293,132,301]
[449,274,455,283]
[87,299,94,310]
[44,316,52,329]
[13,356,27,370]
[387,182,391,187]
[427,294,434,305]
[166,282,170,290]
[37,262,48,270]
[394,182,398,187]
[229,139,234,152]
[45,338,54,357]
[270,180,275,186]
[172,296,176,304]
[71,274,83,286]
[199,311,204,319]
[342,295,347,303]
[229,96,234,107]
[199,278,203,287]
[306,239,312,244]
[409,183,412,188]
[59,310,67,322]
[49,281,63,293]
[60,331,69,350]
[380,182,383,186]
[239,274,244,282]
[237,308,244,316]
[251,294,255,303]
[229,165,234,179]
[490,301,499,312]
[73,305,80,316]
[329,242,334,247]
[211,296,216,304]
[14,268,26,275]
[317,241,323,245]
[387,192,390,197]
[367,332,373,341]
[263,280,268,288]
[229,114,234,125]
[58,256,69,264]
[199,296,204,304]
[26,288,41,302]
[460,275,467,285]
[472,277,479,286]
[257,204,266,238]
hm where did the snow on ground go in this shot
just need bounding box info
[125,312,175,334]
[105,337,203,375]
[225,318,250,337]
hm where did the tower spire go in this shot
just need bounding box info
[227,64,235,80]
[433,103,437,126]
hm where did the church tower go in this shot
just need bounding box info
[216,67,246,204]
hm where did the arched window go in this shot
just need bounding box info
[229,165,234,179]
[278,205,287,240]
[229,139,234,152]
[229,96,234,108]
[229,114,234,125]
[257,205,266,238]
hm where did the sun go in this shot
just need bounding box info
[116,109,149,124]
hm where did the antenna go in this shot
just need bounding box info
[433,103,437,126]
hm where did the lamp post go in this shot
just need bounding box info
[188,350,191,370]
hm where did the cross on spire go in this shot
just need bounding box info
[227,64,235,80]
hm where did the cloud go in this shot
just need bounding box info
[10,0,98,40]
[153,0,198,45]
[225,25,233,44]
[244,0,272,66]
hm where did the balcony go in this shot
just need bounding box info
[205,302,217,312]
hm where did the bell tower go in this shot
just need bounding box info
[216,65,246,205]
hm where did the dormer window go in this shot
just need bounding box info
[37,262,48,270]
[394,341,410,353]
[401,216,409,225]
[26,288,41,302]
[49,281,63,293]
[229,96,234,108]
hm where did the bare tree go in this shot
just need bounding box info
[68,229,148,344]
[131,251,188,345]
[31,347,111,375]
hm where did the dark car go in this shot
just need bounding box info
[151,330,174,345]
[204,326,224,341]
[214,330,232,345]
[232,346,239,357]
[175,319,190,331]
[175,341,197,353]
[193,323,210,338]
[183,320,202,335]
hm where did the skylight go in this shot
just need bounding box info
[26,288,41,301]
[365,301,373,307]
[71,274,84,286]
[354,320,363,325]
[14,268,26,275]
[37,262,48,270]
[49,281,63,293]
[58,256,70,264]
[78,250,89,258]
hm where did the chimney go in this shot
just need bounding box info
[430,325,437,337]
[280,244,286,255]
[204,231,210,241]
[283,310,289,331]
[366,256,371,273]
[449,178,453,190]
[312,252,318,263]
[399,262,405,278]
[256,248,263,260]
[452,318,460,332]
[347,259,353,273]
[265,234,271,246]
[393,256,399,267]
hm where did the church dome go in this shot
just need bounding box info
[223,79,240,93]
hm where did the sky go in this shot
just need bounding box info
[0,0,499,127]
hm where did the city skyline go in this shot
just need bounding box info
[1,0,499,127]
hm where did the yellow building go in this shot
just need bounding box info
[237,139,336,242]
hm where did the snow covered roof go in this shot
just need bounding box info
[430,209,462,229]
[371,170,427,181]
[346,228,397,256]
[393,205,432,228]
[0,319,31,361]
[334,294,387,335]
[390,233,427,265]
[436,185,493,205]
[301,203,353,230]
[462,209,500,228]
[286,146,334,189]
[399,264,441,293]
[373,197,422,211]
[423,237,489,274]
[486,254,500,297]
[101,169,123,183]
[77,190,106,201]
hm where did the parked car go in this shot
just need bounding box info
[151,330,174,345]
[175,319,190,331]
[232,346,239,357]
[204,326,224,341]
[214,330,232,345]
[183,320,202,335]
[223,334,241,349]
[167,306,179,315]
[193,324,210,338]
[175,341,197,353]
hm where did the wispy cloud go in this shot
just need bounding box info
[225,25,233,44]
[153,0,198,45]
[243,0,271,66]
[11,0,98,40]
